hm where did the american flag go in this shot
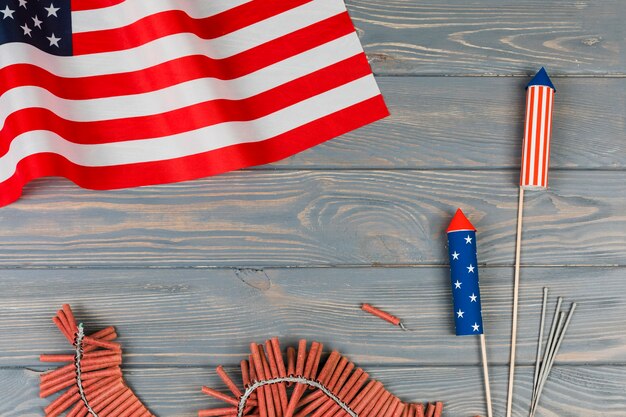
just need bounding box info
[0,0,388,206]
[447,208,484,336]
[520,67,555,189]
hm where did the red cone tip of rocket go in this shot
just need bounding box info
[446,208,476,233]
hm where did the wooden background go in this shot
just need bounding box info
[1,1,625,416]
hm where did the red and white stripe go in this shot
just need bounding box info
[0,0,388,206]
[520,85,554,189]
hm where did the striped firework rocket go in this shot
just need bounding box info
[0,0,388,206]
[506,68,557,417]
[520,67,556,189]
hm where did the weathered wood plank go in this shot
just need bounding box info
[0,267,622,366]
[1,170,624,267]
[2,365,624,417]
[267,77,626,170]
[345,0,626,75]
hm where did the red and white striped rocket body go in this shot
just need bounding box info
[520,68,556,189]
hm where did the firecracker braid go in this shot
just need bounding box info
[39,305,154,417]
[199,339,445,417]
[40,307,456,417]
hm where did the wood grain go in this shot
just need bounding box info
[0,267,622,366]
[266,77,626,170]
[2,365,624,417]
[345,0,626,75]
[1,170,623,267]
[2,2,625,415]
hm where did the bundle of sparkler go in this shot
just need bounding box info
[529,289,577,417]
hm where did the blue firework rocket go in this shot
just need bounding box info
[447,208,484,336]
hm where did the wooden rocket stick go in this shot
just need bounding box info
[479,334,493,417]
[505,187,525,417]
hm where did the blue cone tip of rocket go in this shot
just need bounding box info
[527,67,556,91]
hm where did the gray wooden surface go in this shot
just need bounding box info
[1,1,625,417]
[0,268,623,366]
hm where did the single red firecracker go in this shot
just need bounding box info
[360,303,407,330]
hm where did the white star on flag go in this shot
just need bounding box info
[470,293,477,302]
[465,235,472,244]
[452,251,459,260]
[45,3,60,17]
[47,33,61,47]
[467,264,475,273]
[454,280,462,289]
[1,5,15,19]
[32,15,42,28]
[472,322,480,332]
[21,23,32,37]
[457,309,464,318]
[18,0,28,9]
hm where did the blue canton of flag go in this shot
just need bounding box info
[0,0,71,55]
[447,209,484,336]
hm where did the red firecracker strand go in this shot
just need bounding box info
[40,305,153,417]
[40,307,483,417]
[199,339,443,417]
